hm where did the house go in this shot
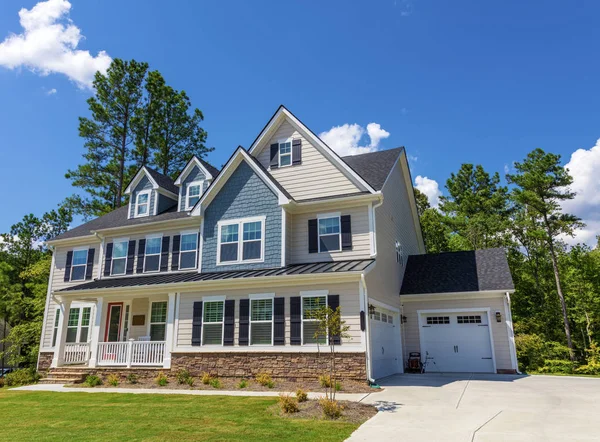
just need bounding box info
[37,106,518,381]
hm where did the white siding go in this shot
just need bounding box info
[129,298,150,340]
[256,120,361,200]
[52,243,101,292]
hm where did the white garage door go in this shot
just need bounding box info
[370,308,402,379]
[419,311,495,373]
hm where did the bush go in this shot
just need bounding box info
[238,379,248,389]
[515,334,571,372]
[84,375,102,387]
[0,378,5,388]
[575,362,600,376]
[335,381,342,392]
[209,378,221,389]
[538,359,576,374]
[296,388,308,402]
[278,394,299,413]
[201,372,213,385]
[319,374,332,388]
[256,373,274,387]
[4,368,40,387]
[107,374,119,387]
[176,369,193,385]
[126,373,138,384]
[186,376,195,387]
[319,398,343,419]
[155,372,168,387]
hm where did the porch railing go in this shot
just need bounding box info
[64,343,90,365]
[97,340,165,367]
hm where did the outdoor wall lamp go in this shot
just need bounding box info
[401,315,407,324]
[495,311,502,323]
[368,304,376,315]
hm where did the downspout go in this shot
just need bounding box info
[369,195,384,258]
[361,268,375,384]
[504,291,521,374]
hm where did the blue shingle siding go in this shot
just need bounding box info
[179,165,207,211]
[129,176,155,218]
[202,160,281,272]
[157,194,177,214]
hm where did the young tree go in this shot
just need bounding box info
[507,148,584,360]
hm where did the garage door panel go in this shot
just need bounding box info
[370,308,401,379]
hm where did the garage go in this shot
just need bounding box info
[418,310,495,373]
[370,306,402,379]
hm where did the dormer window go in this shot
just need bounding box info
[279,141,292,167]
[135,191,150,217]
[186,181,203,209]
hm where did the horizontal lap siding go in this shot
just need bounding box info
[176,282,361,348]
[291,205,371,264]
[256,121,361,200]
[401,296,512,370]
[129,298,150,340]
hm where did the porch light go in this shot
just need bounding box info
[495,311,502,323]
[401,315,407,324]
[368,304,376,315]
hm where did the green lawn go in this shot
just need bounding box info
[1,389,360,441]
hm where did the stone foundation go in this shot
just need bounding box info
[37,352,53,373]
[171,352,367,381]
[497,369,518,374]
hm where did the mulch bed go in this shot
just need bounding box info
[270,399,378,424]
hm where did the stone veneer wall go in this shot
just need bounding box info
[171,352,367,381]
[37,352,53,372]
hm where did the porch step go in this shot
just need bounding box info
[39,377,85,385]
[41,368,90,384]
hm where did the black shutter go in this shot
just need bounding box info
[192,302,203,346]
[292,139,302,165]
[160,236,170,272]
[270,143,279,169]
[103,243,113,276]
[328,295,341,345]
[274,297,285,345]
[290,296,302,345]
[224,300,235,346]
[125,240,136,275]
[360,310,366,332]
[85,248,95,280]
[308,219,318,254]
[341,215,352,250]
[64,251,73,282]
[171,235,181,271]
[239,299,250,346]
[136,239,146,274]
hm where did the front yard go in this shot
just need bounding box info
[1,389,363,441]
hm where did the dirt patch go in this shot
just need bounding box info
[270,399,378,424]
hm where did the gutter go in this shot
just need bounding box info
[369,195,384,258]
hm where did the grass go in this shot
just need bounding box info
[0,389,361,441]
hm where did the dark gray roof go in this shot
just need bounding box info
[198,158,220,178]
[341,147,404,191]
[57,259,375,292]
[144,167,179,194]
[400,248,514,295]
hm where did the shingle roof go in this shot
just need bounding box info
[400,248,514,295]
[144,167,179,194]
[57,259,375,292]
[198,158,220,178]
[341,147,404,190]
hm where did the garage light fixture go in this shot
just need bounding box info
[495,311,502,323]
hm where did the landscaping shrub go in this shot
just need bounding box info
[295,388,308,402]
[209,378,222,389]
[256,373,274,388]
[238,379,248,389]
[155,372,168,386]
[126,373,138,384]
[4,368,40,386]
[538,359,576,374]
[0,378,5,388]
[515,333,571,372]
[176,369,192,385]
[575,362,600,375]
[319,398,343,419]
[201,372,213,385]
[335,381,343,392]
[84,375,102,387]
[319,374,332,388]
[278,394,299,414]
[107,374,119,387]
[186,376,195,387]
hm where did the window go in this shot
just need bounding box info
[144,236,162,272]
[457,315,482,324]
[66,308,80,343]
[150,301,167,341]
[71,249,88,281]
[52,309,60,347]
[186,181,203,209]
[203,300,224,345]
[279,141,292,167]
[79,307,91,342]
[111,239,128,275]
[318,215,341,253]
[302,295,327,344]
[65,307,92,343]
[179,232,198,269]
[135,191,150,217]
[250,298,273,345]
[426,316,450,325]
[123,305,130,341]
[395,240,404,265]
[217,217,265,264]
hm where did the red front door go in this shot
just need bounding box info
[104,303,124,342]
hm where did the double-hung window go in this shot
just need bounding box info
[179,232,198,269]
[217,217,265,264]
[302,295,327,345]
[250,297,273,345]
[111,239,128,275]
[150,301,167,341]
[186,181,203,209]
[318,214,341,253]
[279,140,292,167]
[135,191,150,217]
[202,300,224,345]
[144,236,162,273]
[52,309,60,347]
[66,307,92,343]
[70,249,88,281]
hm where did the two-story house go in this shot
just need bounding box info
[38,106,518,382]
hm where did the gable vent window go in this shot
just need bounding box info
[186,181,202,209]
[144,237,162,273]
[279,141,292,167]
[135,191,150,217]
[217,217,265,265]
[426,316,450,325]
[395,240,404,265]
[70,249,88,281]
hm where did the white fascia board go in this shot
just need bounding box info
[401,289,515,302]
[124,167,159,195]
[174,156,214,186]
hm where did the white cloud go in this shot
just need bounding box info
[414,175,442,208]
[319,122,390,156]
[46,87,57,95]
[0,0,111,89]
[561,139,600,247]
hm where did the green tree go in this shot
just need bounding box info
[420,208,450,253]
[414,188,430,217]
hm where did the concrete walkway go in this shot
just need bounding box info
[349,373,600,442]
[13,383,369,401]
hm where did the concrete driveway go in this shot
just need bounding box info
[349,373,600,441]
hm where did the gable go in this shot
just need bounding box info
[129,176,155,218]
[179,165,210,211]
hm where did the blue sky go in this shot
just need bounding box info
[1,0,599,244]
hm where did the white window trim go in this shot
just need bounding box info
[317,212,342,254]
[70,247,89,281]
[148,300,168,342]
[278,137,293,168]
[216,216,266,266]
[250,294,275,346]
[52,308,60,347]
[202,298,225,346]
[300,291,329,346]
[66,306,92,343]
[179,230,199,270]
[143,234,163,274]
[134,190,151,218]
[186,180,204,210]
[110,237,130,276]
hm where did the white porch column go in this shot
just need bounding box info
[88,297,104,368]
[51,298,72,368]
[163,292,177,369]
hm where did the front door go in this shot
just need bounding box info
[104,303,124,342]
